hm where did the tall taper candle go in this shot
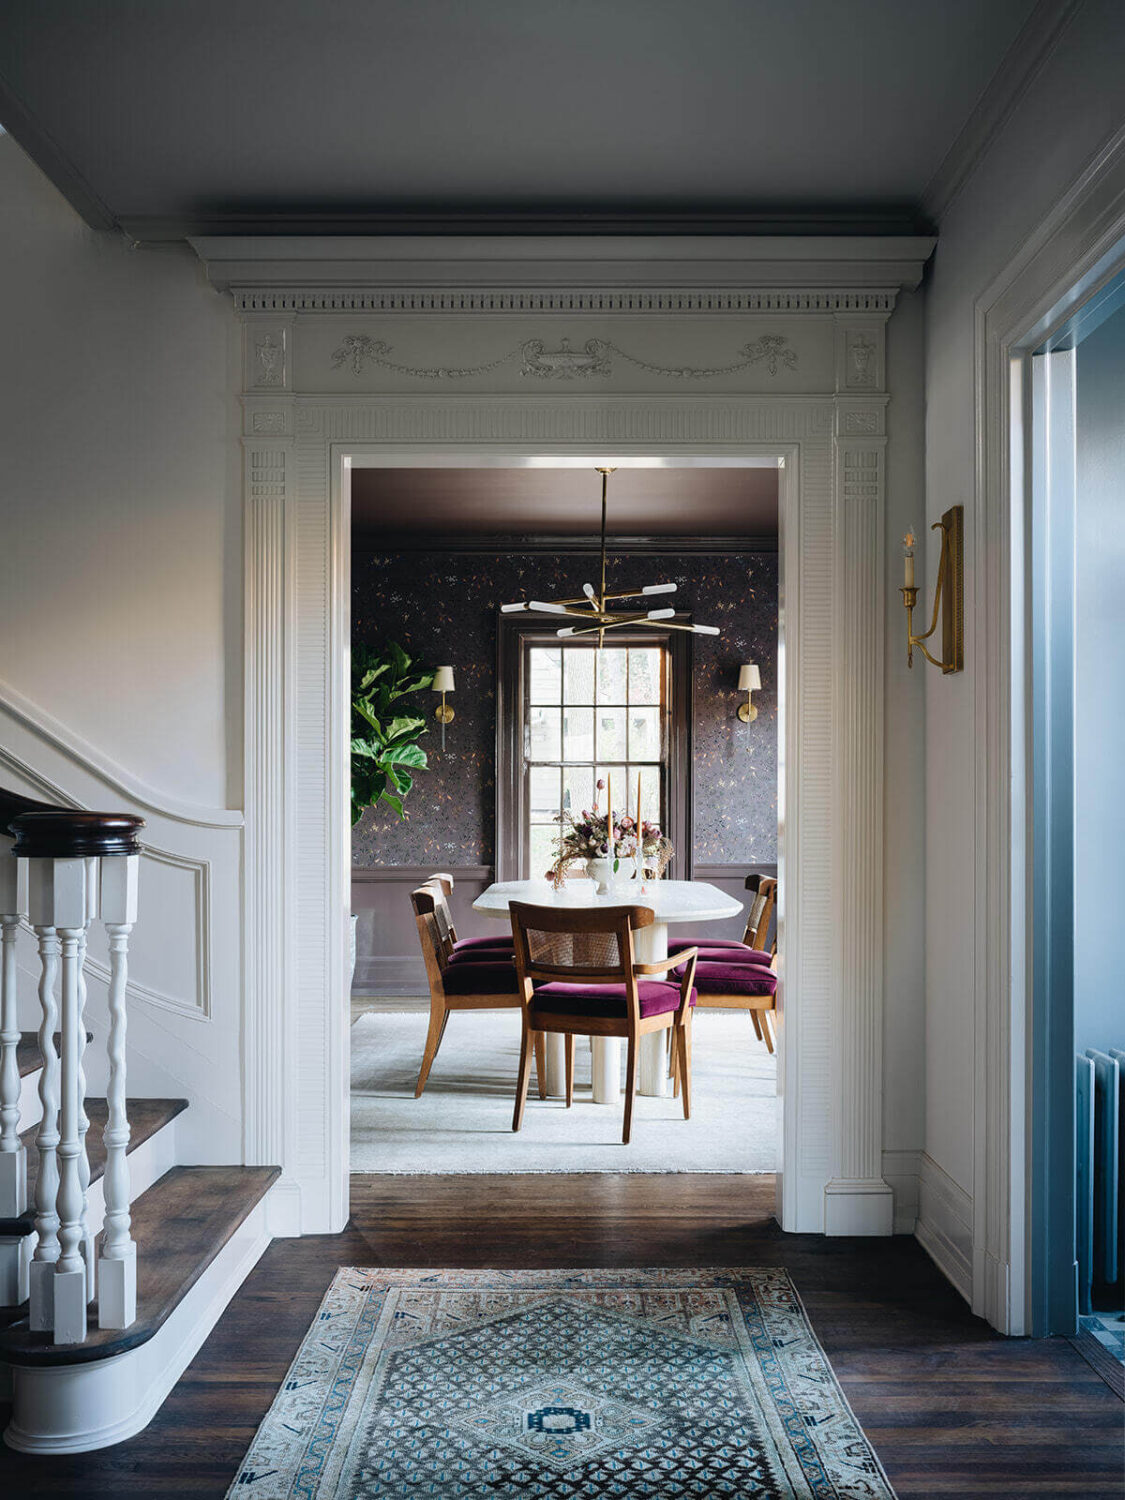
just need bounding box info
[903,530,916,588]
[606,772,613,862]
[635,772,643,882]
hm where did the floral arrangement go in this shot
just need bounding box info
[545,778,674,888]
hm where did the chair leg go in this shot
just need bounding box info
[622,1038,638,1144]
[565,1035,576,1107]
[533,1031,547,1099]
[760,1010,775,1055]
[670,1027,681,1098]
[749,1010,764,1042]
[513,1023,534,1132]
[680,1014,693,1121]
[415,1005,450,1097]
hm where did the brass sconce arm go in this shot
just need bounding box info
[900,506,964,674]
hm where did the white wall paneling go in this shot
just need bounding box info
[192,238,933,1239]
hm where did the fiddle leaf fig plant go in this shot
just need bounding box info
[351,641,434,825]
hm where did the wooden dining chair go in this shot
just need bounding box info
[421,872,515,962]
[508,902,698,1145]
[670,873,778,1050]
[411,884,544,1099]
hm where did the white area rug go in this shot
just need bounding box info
[350,1008,777,1173]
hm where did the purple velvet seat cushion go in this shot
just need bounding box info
[682,946,773,967]
[441,959,518,995]
[686,961,778,998]
[448,936,514,963]
[532,980,694,1019]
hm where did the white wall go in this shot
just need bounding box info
[1074,299,1125,1058]
[0,134,242,810]
[923,0,1125,1265]
[883,288,927,1218]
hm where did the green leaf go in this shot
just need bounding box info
[385,715,426,743]
[385,742,428,769]
[382,792,405,820]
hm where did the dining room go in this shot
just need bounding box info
[349,457,781,1174]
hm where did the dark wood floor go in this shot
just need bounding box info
[1,1175,1121,1496]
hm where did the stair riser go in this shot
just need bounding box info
[3,1192,273,1453]
[0,1114,180,1308]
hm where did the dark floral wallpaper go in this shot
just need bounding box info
[352,549,777,867]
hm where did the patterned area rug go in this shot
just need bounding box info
[228,1268,896,1498]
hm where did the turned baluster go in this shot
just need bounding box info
[28,923,60,1332]
[54,912,89,1343]
[98,853,139,1329]
[0,836,29,1308]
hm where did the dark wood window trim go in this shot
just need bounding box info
[496,615,692,883]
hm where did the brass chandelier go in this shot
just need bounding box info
[500,467,720,646]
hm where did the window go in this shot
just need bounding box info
[525,643,666,877]
[496,619,691,882]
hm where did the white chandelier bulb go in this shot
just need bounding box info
[529,601,570,616]
[500,602,528,613]
[642,583,677,595]
[582,583,596,599]
[646,608,676,620]
[557,626,577,637]
[690,623,721,635]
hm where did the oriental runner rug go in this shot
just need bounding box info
[227,1268,896,1499]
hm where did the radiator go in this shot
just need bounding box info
[1076,1048,1124,1315]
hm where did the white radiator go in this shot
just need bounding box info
[1076,1047,1123,1314]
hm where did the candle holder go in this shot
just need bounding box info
[900,505,964,673]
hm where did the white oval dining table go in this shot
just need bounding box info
[473,878,742,1104]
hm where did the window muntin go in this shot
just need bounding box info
[524,643,667,877]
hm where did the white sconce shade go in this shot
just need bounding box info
[431,666,455,693]
[738,664,761,692]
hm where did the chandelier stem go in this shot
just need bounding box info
[599,469,608,614]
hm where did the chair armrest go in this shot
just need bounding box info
[634,947,698,976]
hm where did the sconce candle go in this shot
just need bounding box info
[903,530,915,589]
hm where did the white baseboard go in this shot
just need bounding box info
[881,1148,922,1234]
[915,1151,973,1304]
[3,1189,273,1454]
[823,1178,895,1236]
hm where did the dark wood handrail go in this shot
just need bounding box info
[9,811,145,859]
[1,786,145,856]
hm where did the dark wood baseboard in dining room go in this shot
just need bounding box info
[0,1174,1120,1497]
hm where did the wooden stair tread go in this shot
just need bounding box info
[0,1098,189,1237]
[16,1031,93,1078]
[0,1165,279,1366]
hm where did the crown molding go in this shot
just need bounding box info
[920,0,1081,224]
[190,234,936,310]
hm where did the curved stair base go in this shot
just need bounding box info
[4,1186,273,1453]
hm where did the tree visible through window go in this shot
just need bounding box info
[524,643,666,878]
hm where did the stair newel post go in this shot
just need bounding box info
[24,855,92,1344]
[97,852,138,1330]
[0,835,29,1306]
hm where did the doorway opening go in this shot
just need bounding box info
[1026,258,1125,1373]
[345,456,783,1180]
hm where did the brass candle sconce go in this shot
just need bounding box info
[900,505,964,673]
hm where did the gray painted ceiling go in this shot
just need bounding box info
[0,0,1038,237]
[350,466,779,539]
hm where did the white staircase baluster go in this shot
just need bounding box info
[0,838,30,1306]
[98,853,138,1329]
[54,919,88,1343]
[76,855,98,1303]
[28,925,60,1331]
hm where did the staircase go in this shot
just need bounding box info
[0,789,280,1453]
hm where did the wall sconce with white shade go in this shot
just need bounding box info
[432,666,455,750]
[737,664,761,723]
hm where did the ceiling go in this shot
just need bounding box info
[350,466,779,541]
[0,0,1041,238]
